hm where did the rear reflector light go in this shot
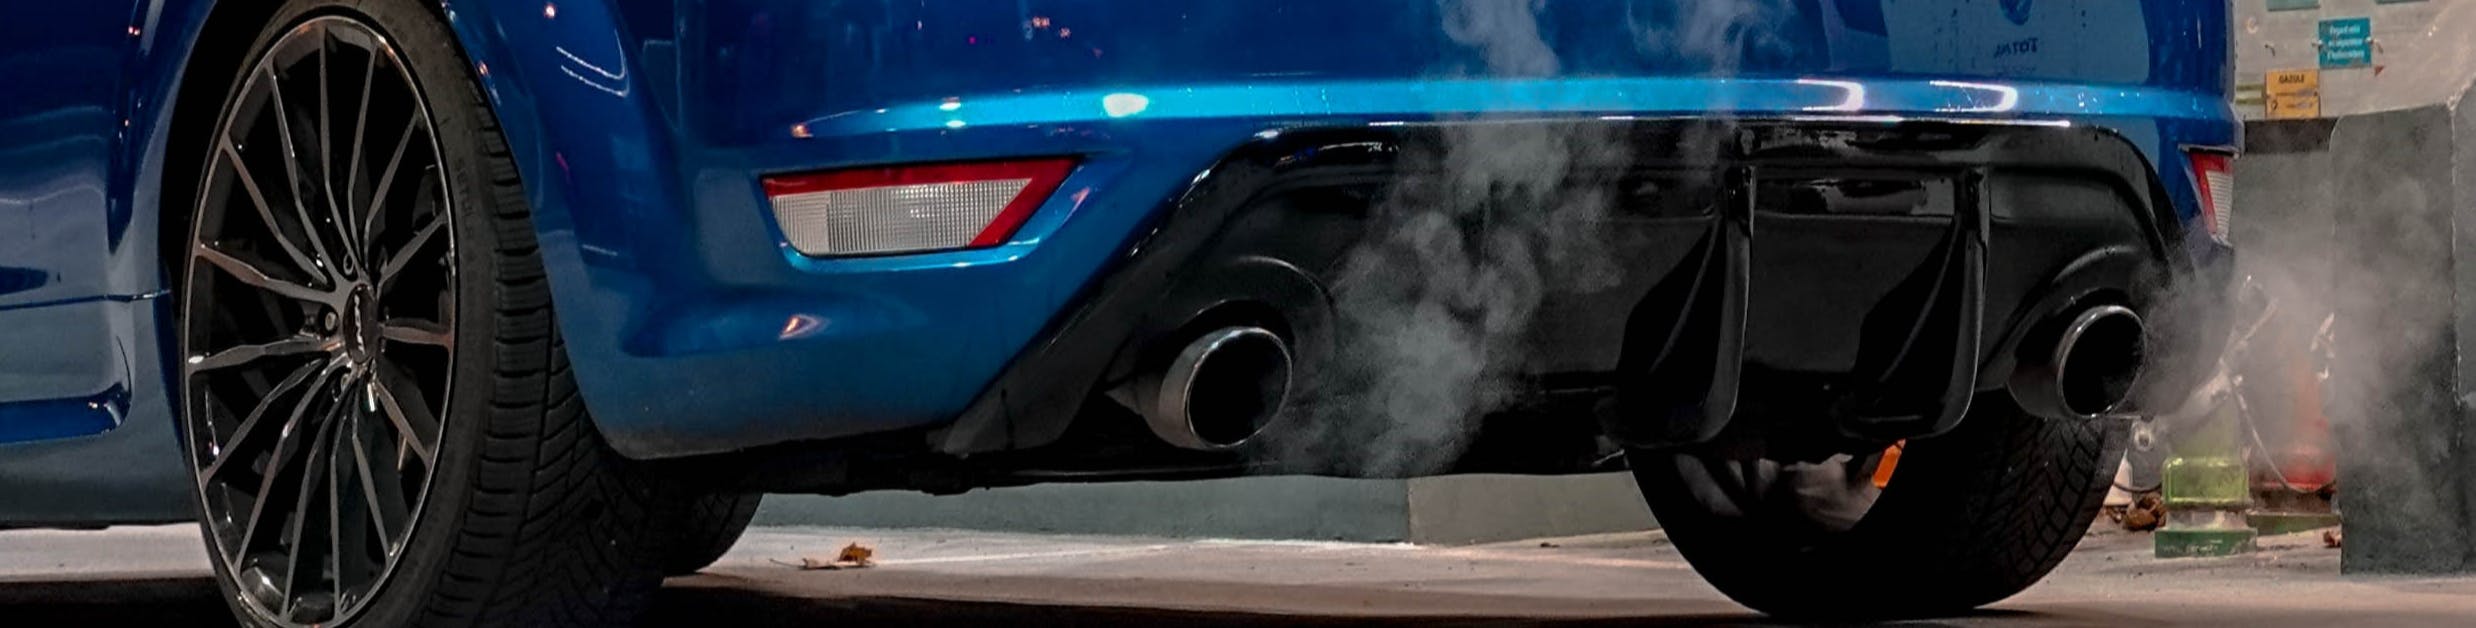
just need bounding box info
[2188,151,2234,246]
[764,158,1076,257]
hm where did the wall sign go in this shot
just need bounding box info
[2266,69,2321,120]
[2318,17,2373,68]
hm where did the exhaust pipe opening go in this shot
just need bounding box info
[1119,327,1294,450]
[2013,305,2146,419]
[2058,307,2145,417]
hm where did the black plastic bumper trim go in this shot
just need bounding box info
[932,120,2194,456]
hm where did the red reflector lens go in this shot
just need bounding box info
[763,158,1077,256]
[2187,151,2234,246]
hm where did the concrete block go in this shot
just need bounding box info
[2238,85,2476,573]
[1404,473,1656,545]
[753,473,1657,545]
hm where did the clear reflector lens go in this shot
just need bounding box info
[765,159,1075,257]
[2188,151,2234,246]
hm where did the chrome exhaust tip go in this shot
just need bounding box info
[1116,327,1294,451]
[2012,305,2146,420]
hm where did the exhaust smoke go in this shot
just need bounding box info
[1268,0,1787,476]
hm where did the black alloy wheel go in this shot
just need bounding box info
[178,16,453,625]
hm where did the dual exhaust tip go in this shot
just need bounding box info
[1114,327,1295,451]
[2012,305,2146,420]
[1119,305,2142,452]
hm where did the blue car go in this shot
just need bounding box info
[2,0,2235,624]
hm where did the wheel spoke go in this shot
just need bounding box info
[361,119,418,242]
[379,318,451,348]
[369,361,439,465]
[312,32,364,271]
[344,44,380,248]
[200,359,327,486]
[260,65,342,281]
[230,362,341,562]
[376,176,445,297]
[359,114,423,255]
[329,410,378,605]
[279,414,338,608]
[197,242,335,304]
[317,33,332,196]
[190,334,332,372]
[218,139,325,280]
[348,409,411,550]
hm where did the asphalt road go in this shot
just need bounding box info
[5,523,2470,626]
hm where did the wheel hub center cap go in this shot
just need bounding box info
[342,286,376,366]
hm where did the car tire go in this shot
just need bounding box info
[656,493,762,575]
[174,2,670,625]
[1629,395,2121,618]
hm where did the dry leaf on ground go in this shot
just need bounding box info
[771,542,879,571]
[837,543,876,566]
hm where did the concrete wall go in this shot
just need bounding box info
[2234,0,2472,120]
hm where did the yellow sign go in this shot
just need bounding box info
[2266,69,2321,120]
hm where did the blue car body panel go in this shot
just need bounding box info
[1,0,216,524]
[1,0,2234,522]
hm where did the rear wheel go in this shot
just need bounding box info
[1630,395,2121,618]
[175,3,668,625]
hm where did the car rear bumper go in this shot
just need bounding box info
[438,0,2238,460]
[561,107,2229,461]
